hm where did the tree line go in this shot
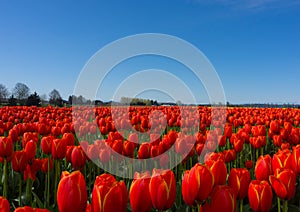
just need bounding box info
[0,82,165,107]
[0,82,64,107]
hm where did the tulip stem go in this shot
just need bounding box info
[240,199,243,212]
[283,200,288,212]
[19,172,22,206]
[277,197,281,212]
[44,158,51,209]
[54,160,60,205]
[255,149,258,163]
[47,156,50,208]
[25,178,32,205]
[3,158,8,198]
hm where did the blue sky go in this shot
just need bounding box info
[0,0,299,104]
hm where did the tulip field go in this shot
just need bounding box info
[1,105,300,212]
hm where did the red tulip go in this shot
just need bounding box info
[281,142,290,150]
[291,144,300,175]
[0,136,13,158]
[51,138,67,160]
[24,140,37,161]
[205,158,227,185]
[24,159,42,181]
[273,135,283,147]
[283,122,292,133]
[255,154,272,181]
[272,149,292,173]
[9,128,19,142]
[71,146,86,170]
[92,173,127,212]
[99,148,111,163]
[87,144,99,160]
[12,150,28,173]
[41,158,53,173]
[269,168,296,200]
[270,120,280,133]
[149,169,176,210]
[138,143,150,159]
[14,206,50,212]
[228,168,251,199]
[248,180,273,212]
[123,140,136,158]
[51,126,61,137]
[128,133,138,144]
[245,160,253,169]
[38,123,49,135]
[0,196,10,212]
[202,185,236,212]
[57,171,87,212]
[233,138,244,153]
[22,132,38,147]
[182,163,214,206]
[224,124,233,138]
[41,136,53,155]
[223,149,236,163]
[62,133,75,146]
[289,128,300,145]
[129,172,152,212]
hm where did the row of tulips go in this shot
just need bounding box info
[0,105,300,211]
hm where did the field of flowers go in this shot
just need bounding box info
[0,105,300,211]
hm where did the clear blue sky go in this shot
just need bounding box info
[0,0,299,104]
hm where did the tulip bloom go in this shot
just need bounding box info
[255,154,272,181]
[14,206,50,212]
[138,143,150,159]
[248,180,273,212]
[205,158,227,185]
[233,137,244,153]
[203,185,236,212]
[51,139,67,160]
[41,136,53,155]
[291,145,300,175]
[12,150,28,173]
[129,172,152,212]
[182,163,214,206]
[0,196,10,212]
[149,169,176,210]
[228,168,251,199]
[92,173,127,212]
[272,149,292,173]
[41,158,53,173]
[57,171,87,212]
[270,120,281,133]
[269,168,296,200]
[24,159,42,181]
[245,160,253,169]
[0,136,13,158]
[24,140,37,161]
[223,149,236,163]
[71,146,86,170]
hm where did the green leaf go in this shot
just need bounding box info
[32,191,44,208]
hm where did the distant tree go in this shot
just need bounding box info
[68,95,73,105]
[176,100,183,106]
[13,83,30,105]
[49,89,63,106]
[0,84,9,104]
[77,95,85,104]
[8,95,17,106]
[26,92,41,106]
